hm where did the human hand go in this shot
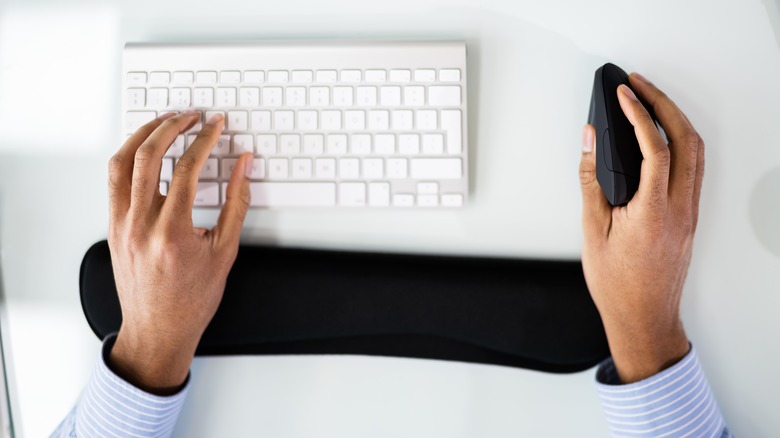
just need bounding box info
[106,111,253,394]
[579,73,704,383]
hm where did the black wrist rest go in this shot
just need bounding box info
[80,240,608,373]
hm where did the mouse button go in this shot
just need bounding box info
[602,128,614,171]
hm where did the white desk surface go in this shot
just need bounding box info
[0,0,779,436]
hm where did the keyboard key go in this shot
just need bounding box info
[417,194,439,207]
[268,158,289,179]
[213,135,230,156]
[194,182,219,206]
[170,88,191,107]
[321,110,341,130]
[363,158,384,178]
[315,158,336,178]
[368,110,389,130]
[439,69,461,82]
[263,87,283,107]
[391,110,413,130]
[345,110,365,130]
[339,182,366,206]
[369,182,390,206]
[199,158,219,179]
[428,86,461,106]
[241,182,336,207]
[389,69,411,83]
[274,111,294,130]
[340,70,362,82]
[194,88,214,107]
[410,158,462,179]
[291,158,313,179]
[149,71,170,84]
[127,72,147,85]
[356,87,377,106]
[333,87,353,106]
[280,134,301,154]
[286,87,306,107]
[339,158,360,179]
[196,71,217,84]
[127,88,145,109]
[244,70,265,83]
[148,88,168,108]
[165,135,185,157]
[309,87,330,106]
[227,111,248,131]
[414,69,436,82]
[403,86,425,106]
[380,86,401,106]
[298,110,318,130]
[159,181,168,196]
[316,70,337,82]
[232,134,254,154]
[399,134,420,154]
[239,87,260,107]
[291,70,313,83]
[417,182,438,194]
[268,70,289,83]
[351,134,371,154]
[256,134,277,155]
[222,157,265,179]
[126,111,156,132]
[387,158,408,178]
[160,158,174,181]
[415,110,437,130]
[365,70,386,83]
[172,71,194,84]
[393,194,414,207]
[220,71,241,83]
[216,88,237,107]
[251,111,271,131]
[375,135,395,154]
[441,193,464,207]
[441,110,462,153]
[327,135,348,154]
[303,134,324,154]
[422,134,444,154]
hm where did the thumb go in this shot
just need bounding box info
[579,124,611,241]
[213,153,252,255]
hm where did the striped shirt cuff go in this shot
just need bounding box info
[596,345,731,437]
[73,333,190,437]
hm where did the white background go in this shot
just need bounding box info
[0,0,778,436]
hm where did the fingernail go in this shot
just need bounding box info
[184,110,201,117]
[582,126,594,153]
[244,155,254,178]
[620,84,638,101]
[158,112,176,120]
[207,113,224,126]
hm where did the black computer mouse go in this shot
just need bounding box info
[588,63,657,206]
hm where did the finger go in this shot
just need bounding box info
[129,111,201,217]
[212,153,253,255]
[579,124,612,242]
[108,112,176,223]
[165,113,225,217]
[629,73,700,208]
[617,84,671,209]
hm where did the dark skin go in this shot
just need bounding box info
[106,71,703,394]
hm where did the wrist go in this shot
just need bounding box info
[601,315,690,384]
[108,326,196,395]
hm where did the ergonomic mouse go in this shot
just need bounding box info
[588,63,657,206]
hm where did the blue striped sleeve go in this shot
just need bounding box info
[596,345,732,437]
[52,334,189,438]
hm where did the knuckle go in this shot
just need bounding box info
[175,155,197,175]
[134,142,156,164]
[579,163,597,187]
[654,147,671,169]
[682,131,700,150]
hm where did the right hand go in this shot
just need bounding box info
[579,73,705,383]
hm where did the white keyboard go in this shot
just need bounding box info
[123,41,468,208]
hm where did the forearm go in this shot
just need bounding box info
[52,334,190,437]
[596,344,732,437]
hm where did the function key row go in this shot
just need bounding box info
[127,68,461,86]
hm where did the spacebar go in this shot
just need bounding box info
[247,182,336,207]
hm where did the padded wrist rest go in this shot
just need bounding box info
[80,240,608,373]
